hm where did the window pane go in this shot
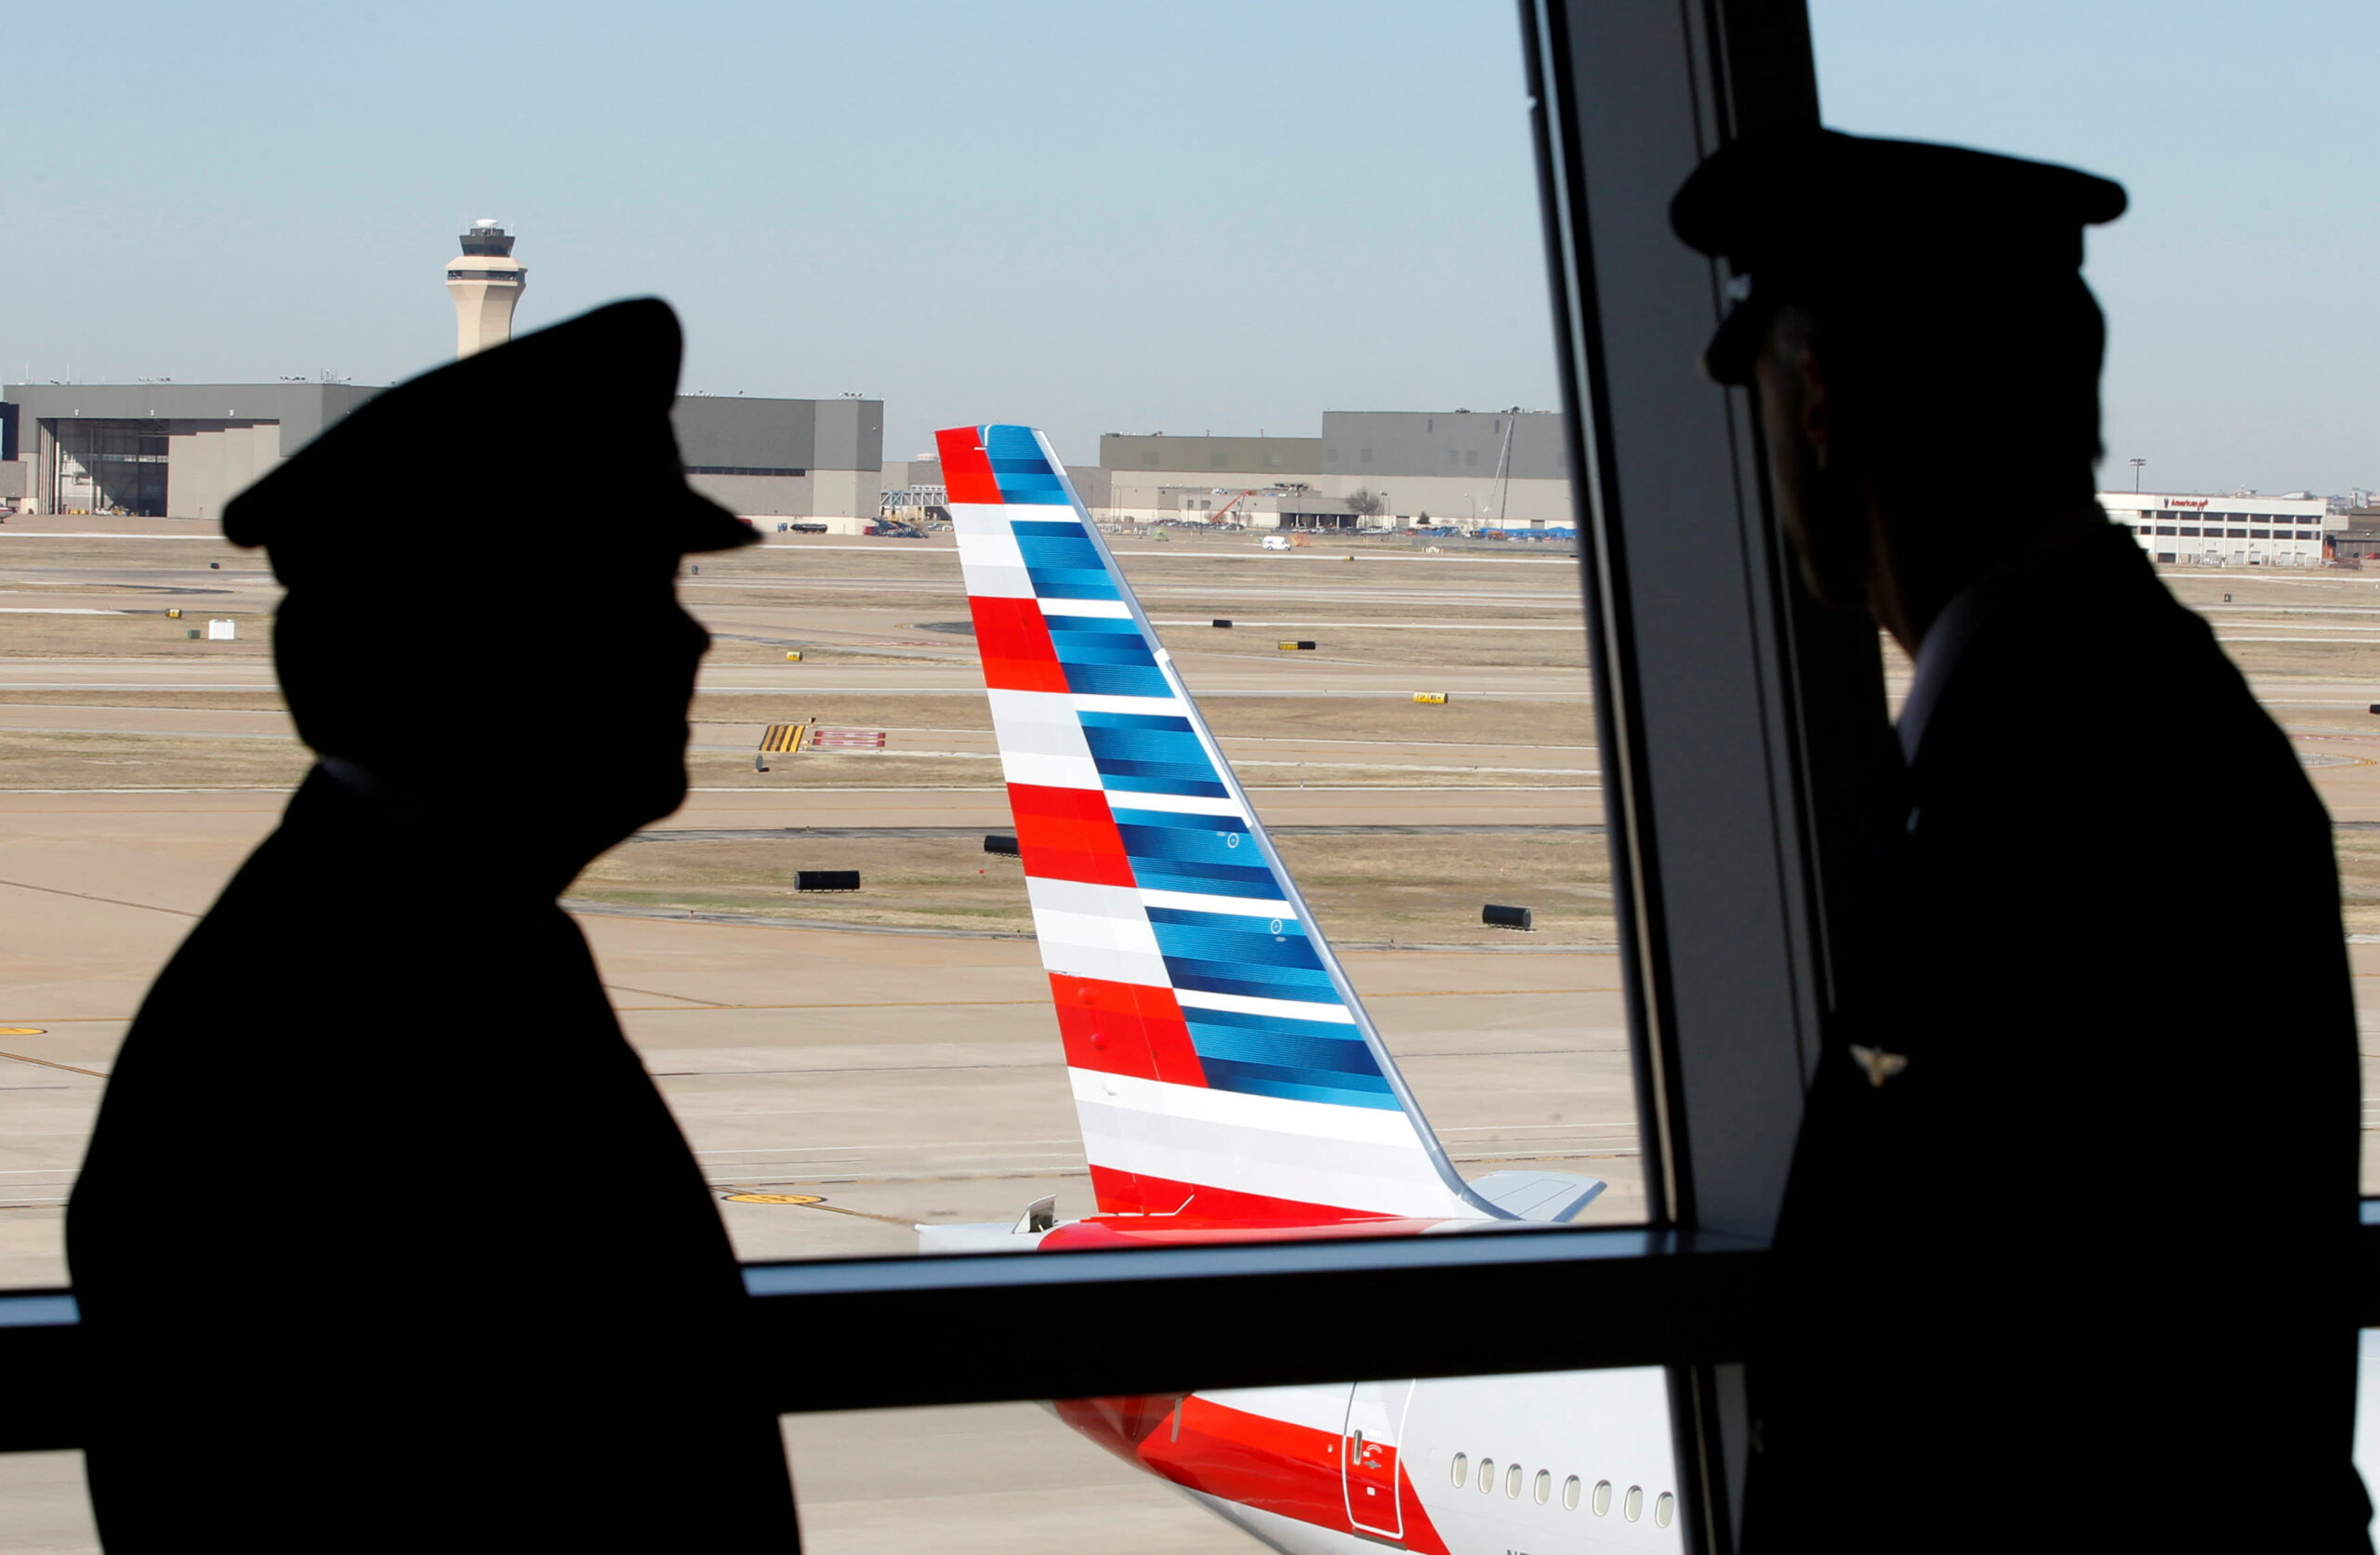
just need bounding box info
[2355,1330,2380,1540]
[0,1368,1683,1551]
[0,1452,93,1553]
[787,1370,1679,1553]
[1809,6,2380,1192]
[0,1378,1694,1555]
[0,2,1635,1290]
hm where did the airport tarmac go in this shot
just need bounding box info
[0,787,1638,1274]
[9,520,2380,1551]
[0,522,1616,1553]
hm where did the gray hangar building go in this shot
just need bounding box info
[0,382,882,525]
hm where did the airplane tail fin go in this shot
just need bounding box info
[937,424,1523,1230]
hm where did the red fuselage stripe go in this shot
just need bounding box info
[1085,1165,1414,1227]
[1054,1394,1450,1555]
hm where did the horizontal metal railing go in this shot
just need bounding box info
[0,1226,1763,1452]
[5,1211,2374,1452]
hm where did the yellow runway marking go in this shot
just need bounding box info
[0,876,199,917]
[0,1027,46,1036]
[0,1051,108,1079]
[713,1192,916,1227]
[601,982,726,1008]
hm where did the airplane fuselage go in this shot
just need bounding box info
[1060,1370,1681,1555]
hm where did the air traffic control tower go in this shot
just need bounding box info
[445,219,525,358]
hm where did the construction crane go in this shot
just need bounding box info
[1208,489,1259,526]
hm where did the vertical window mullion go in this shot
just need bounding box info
[1525,1,1864,1549]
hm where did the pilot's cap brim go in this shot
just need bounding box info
[1700,289,1773,387]
[1672,128,2126,386]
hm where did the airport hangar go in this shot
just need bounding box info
[1097,409,1576,530]
[0,384,885,530]
[892,420,2352,562]
[883,408,1579,533]
[2100,489,2340,568]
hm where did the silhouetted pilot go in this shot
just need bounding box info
[66,300,801,1551]
[1673,132,2368,1551]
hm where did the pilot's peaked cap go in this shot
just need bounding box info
[226,297,756,585]
[1671,129,2128,384]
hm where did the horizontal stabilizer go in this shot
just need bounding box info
[1460,1170,1606,1223]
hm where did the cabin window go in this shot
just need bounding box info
[1506,1462,1523,1498]
[1563,1475,1581,1510]
[1450,1453,1467,1487]
[1593,1480,1613,1516]
[1624,1484,1644,1522]
[1478,1457,1496,1492]
[1534,1469,1552,1504]
[1656,1491,1676,1529]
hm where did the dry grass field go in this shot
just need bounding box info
[0,731,311,789]
[2324,829,2380,935]
[568,828,1613,945]
[685,750,1587,791]
[0,613,272,657]
[699,638,967,666]
[0,689,289,709]
[0,690,1593,743]
[2207,639,2380,680]
[1168,626,1590,670]
[686,692,1594,746]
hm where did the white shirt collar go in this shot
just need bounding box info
[1896,520,2122,767]
[1896,566,2021,766]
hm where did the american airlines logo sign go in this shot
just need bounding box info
[2166,498,2210,507]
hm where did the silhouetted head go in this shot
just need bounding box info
[1673,130,2126,645]
[224,298,754,873]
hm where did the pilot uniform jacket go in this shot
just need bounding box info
[1743,524,2369,1552]
[67,771,801,1552]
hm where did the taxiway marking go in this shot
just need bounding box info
[0,1051,108,1079]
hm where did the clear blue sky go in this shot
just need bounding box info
[9,1,1556,468]
[1812,0,2380,496]
[13,2,2373,493]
